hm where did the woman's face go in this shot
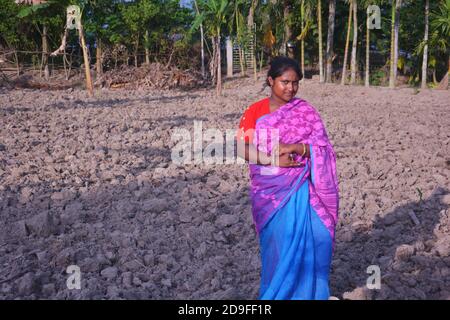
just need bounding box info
[268,68,300,103]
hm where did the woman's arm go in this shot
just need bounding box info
[236,140,271,165]
[236,140,305,167]
[275,143,311,158]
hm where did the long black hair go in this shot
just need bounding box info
[266,56,303,86]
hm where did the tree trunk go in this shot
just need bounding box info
[317,0,324,83]
[247,0,256,27]
[300,0,305,81]
[134,35,139,68]
[237,8,245,76]
[283,1,292,57]
[42,24,49,80]
[350,0,358,85]
[79,24,94,97]
[389,0,401,88]
[436,56,449,89]
[421,0,429,89]
[193,0,205,78]
[96,38,103,77]
[392,0,401,87]
[226,37,233,77]
[325,0,336,83]
[365,13,370,87]
[216,33,222,96]
[210,36,216,81]
[341,1,353,85]
[63,47,68,80]
[145,30,150,65]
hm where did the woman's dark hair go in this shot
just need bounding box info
[266,56,303,86]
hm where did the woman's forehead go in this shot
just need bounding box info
[277,69,299,80]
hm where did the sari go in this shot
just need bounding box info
[249,98,339,300]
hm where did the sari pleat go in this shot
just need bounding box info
[259,179,332,300]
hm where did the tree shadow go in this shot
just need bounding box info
[331,186,450,300]
[0,151,257,300]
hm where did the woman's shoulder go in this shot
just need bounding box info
[246,97,270,114]
[295,98,319,114]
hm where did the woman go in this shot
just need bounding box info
[236,56,339,300]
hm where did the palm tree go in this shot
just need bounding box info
[325,0,336,83]
[192,0,230,96]
[389,0,402,88]
[193,0,206,79]
[317,0,324,82]
[350,0,358,85]
[430,0,450,89]
[17,1,52,80]
[365,3,370,87]
[281,0,293,57]
[297,0,312,82]
[421,0,429,89]
[341,0,353,85]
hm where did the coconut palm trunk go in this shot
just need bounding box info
[193,0,205,79]
[326,0,336,83]
[317,0,324,83]
[341,1,353,85]
[300,0,306,80]
[216,31,222,96]
[283,0,292,57]
[134,34,140,68]
[365,9,370,87]
[389,0,401,88]
[393,0,401,86]
[350,0,358,85]
[41,24,49,80]
[144,30,150,65]
[421,0,429,89]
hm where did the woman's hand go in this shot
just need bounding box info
[275,152,305,167]
[273,143,308,158]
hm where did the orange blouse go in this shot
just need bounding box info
[236,98,271,144]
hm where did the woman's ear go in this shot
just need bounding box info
[268,77,274,87]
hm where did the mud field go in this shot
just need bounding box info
[0,77,449,299]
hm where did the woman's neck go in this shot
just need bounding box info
[269,95,287,112]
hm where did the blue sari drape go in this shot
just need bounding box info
[258,146,333,300]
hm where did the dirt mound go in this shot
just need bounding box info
[95,63,206,90]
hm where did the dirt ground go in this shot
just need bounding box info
[0,76,449,300]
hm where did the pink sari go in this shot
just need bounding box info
[249,98,339,243]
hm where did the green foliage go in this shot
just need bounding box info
[0,0,448,82]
